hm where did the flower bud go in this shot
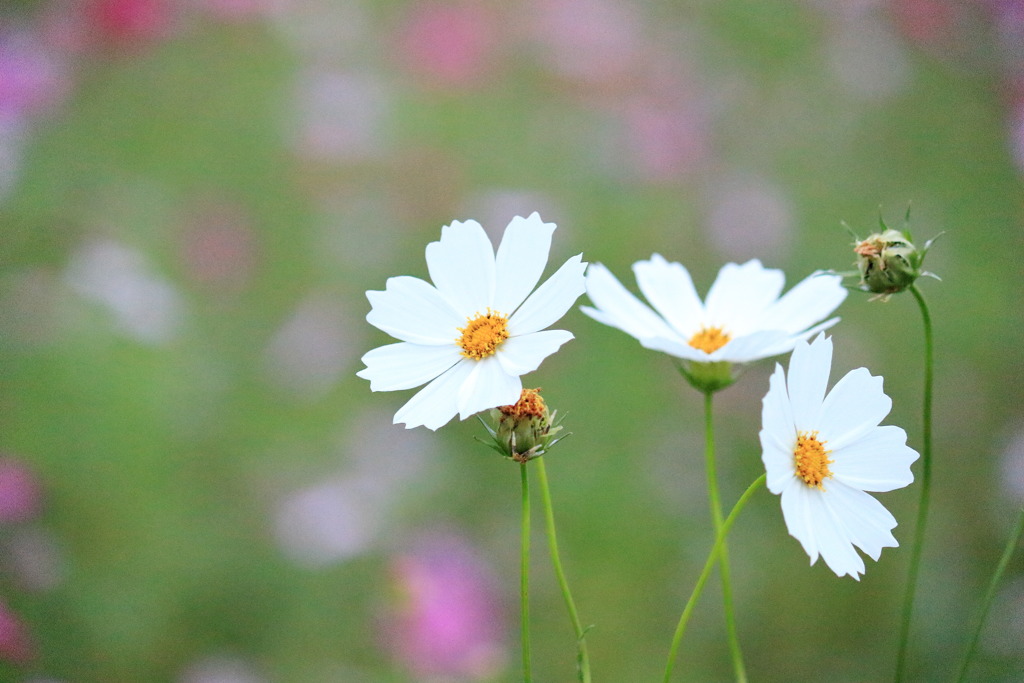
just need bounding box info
[848,211,939,300]
[853,229,919,294]
[478,388,565,462]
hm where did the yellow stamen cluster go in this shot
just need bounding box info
[688,326,732,354]
[794,431,833,490]
[456,309,509,360]
[499,388,546,419]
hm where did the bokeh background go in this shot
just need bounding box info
[1,0,1023,681]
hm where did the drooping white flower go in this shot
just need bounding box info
[581,256,847,365]
[358,213,586,430]
[759,334,919,579]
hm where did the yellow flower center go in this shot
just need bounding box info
[500,388,546,419]
[456,309,509,360]
[688,326,732,354]
[794,431,833,490]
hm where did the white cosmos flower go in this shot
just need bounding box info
[759,334,919,580]
[581,256,847,364]
[357,213,586,430]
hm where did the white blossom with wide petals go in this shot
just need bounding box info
[759,334,919,579]
[581,256,847,364]
[358,213,586,430]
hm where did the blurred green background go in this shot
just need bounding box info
[1,0,1023,681]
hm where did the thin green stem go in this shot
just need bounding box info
[895,283,934,682]
[663,474,767,683]
[535,457,592,683]
[703,391,747,683]
[954,505,1024,682]
[520,462,533,683]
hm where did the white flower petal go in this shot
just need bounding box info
[509,253,587,335]
[758,272,847,334]
[704,260,784,334]
[831,425,919,492]
[493,213,556,314]
[425,219,495,314]
[581,263,679,340]
[366,276,463,344]
[761,364,797,441]
[779,479,821,566]
[711,329,792,363]
[819,367,892,450]
[637,334,709,362]
[814,489,867,579]
[786,334,832,428]
[823,480,898,561]
[393,360,475,430]
[578,304,618,330]
[761,364,798,493]
[357,342,461,391]
[762,443,797,495]
[457,357,522,418]
[633,254,703,337]
[497,329,574,376]
[753,317,841,359]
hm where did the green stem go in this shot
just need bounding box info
[953,505,1024,682]
[703,391,747,683]
[663,474,767,683]
[895,284,934,682]
[535,458,592,683]
[520,462,533,683]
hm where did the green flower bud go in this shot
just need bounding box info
[847,209,940,301]
[477,388,566,462]
[853,229,921,294]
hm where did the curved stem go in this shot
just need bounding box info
[703,391,747,682]
[895,284,934,682]
[663,474,766,683]
[520,462,533,683]
[954,505,1024,682]
[535,458,592,683]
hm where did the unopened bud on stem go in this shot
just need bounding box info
[477,388,566,462]
[846,208,940,301]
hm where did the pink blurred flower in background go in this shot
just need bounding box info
[87,0,176,45]
[620,94,709,183]
[197,0,270,23]
[292,68,393,163]
[0,457,42,525]
[527,0,642,87]
[383,533,505,680]
[1010,96,1024,172]
[0,598,33,664]
[704,172,794,262]
[0,25,71,202]
[263,293,353,400]
[396,2,499,89]
[891,0,960,44]
[0,29,69,126]
[179,203,259,295]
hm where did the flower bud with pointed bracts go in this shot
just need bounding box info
[477,388,566,462]
[847,208,940,301]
